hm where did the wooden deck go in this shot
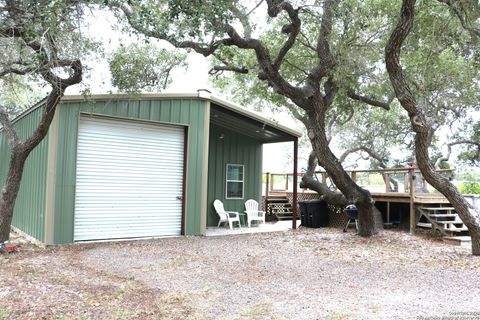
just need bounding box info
[371,192,451,204]
[262,168,466,238]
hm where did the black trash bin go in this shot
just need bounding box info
[308,200,330,228]
[299,200,329,228]
[299,201,309,227]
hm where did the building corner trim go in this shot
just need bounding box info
[44,106,60,245]
[199,101,211,235]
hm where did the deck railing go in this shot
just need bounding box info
[263,168,454,196]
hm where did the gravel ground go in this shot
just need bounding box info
[1,228,480,320]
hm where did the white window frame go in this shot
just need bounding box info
[226,164,245,199]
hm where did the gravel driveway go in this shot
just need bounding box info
[1,228,480,320]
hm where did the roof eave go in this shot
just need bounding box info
[60,92,303,139]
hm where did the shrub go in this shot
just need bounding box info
[458,181,480,194]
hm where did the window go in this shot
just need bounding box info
[226,164,244,199]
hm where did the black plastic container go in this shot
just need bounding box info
[299,200,329,228]
[299,200,309,226]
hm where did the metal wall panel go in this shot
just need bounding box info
[206,124,263,226]
[53,99,208,244]
[74,116,184,241]
[0,107,48,241]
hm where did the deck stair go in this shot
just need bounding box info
[417,205,469,237]
[265,195,293,220]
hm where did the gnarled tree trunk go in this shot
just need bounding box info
[386,0,480,255]
[306,101,381,236]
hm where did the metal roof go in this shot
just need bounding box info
[61,92,302,142]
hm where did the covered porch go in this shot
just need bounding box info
[205,97,302,233]
[206,219,301,236]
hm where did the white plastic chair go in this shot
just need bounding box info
[213,200,241,229]
[244,199,266,227]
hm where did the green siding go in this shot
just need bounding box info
[206,124,263,226]
[53,99,208,244]
[0,107,49,241]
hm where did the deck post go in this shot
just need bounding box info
[385,173,391,193]
[387,201,391,223]
[265,172,270,214]
[270,173,274,192]
[351,171,357,182]
[409,168,415,234]
[292,138,298,229]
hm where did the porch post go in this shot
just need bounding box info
[409,168,415,234]
[292,138,298,229]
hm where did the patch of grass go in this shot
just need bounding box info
[239,301,284,320]
[325,311,350,320]
[0,308,11,320]
[163,257,185,269]
[113,308,132,320]
[114,281,135,300]
[155,292,204,320]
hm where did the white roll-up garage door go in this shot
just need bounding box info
[74,116,184,241]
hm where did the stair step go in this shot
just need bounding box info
[428,214,458,217]
[276,215,293,220]
[436,220,465,225]
[417,222,432,228]
[444,226,469,232]
[276,210,293,214]
[421,207,455,211]
[268,200,290,204]
[444,236,472,246]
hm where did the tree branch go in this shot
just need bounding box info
[300,150,348,207]
[0,107,20,146]
[265,1,301,70]
[437,0,480,41]
[346,90,393,110]
[435,140,480,169]
[308,0,339,82]
[229,4,253,39]
[23,59,82,151]
[209,64,249,75]
[338,146,387,164]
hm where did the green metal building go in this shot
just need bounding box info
[0,92,301,244]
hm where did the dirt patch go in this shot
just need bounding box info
[1,229,480,319]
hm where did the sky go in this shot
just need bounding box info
[67,9,302,174]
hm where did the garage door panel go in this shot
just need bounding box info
[74,117,184,241]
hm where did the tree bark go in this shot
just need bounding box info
[386,0,480,255]
[472,230,480,255]
[300,151,348,208]
[307,98,381,236]
[0,150,27,242]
